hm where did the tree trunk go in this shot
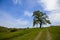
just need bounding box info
[40,23,42,28]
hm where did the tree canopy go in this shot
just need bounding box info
[33,10,51,28]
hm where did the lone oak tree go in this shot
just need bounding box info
[33,10,51,28]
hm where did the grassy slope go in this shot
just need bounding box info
[0,26,60,40]
[39,26,60,40]
[48,26,60,40]
[0,28,41,40]
[9,28,41,40]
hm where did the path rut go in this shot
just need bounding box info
[34,30,42,40]
[47,29,52,40]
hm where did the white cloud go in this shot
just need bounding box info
[48,11,60,25]
[0,11,30,28]
[37,0,59,11]
[16,18,29,25]
[24,11,33,17]
[37,0,60,26]
[12,0,21,5]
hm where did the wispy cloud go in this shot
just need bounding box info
[37,0,60,26]
[12,0,21,5]
[0,11,30,28]
[48,11,60,26]
[24,11,33,17]
[37,0,59,11]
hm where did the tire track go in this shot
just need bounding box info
[47,29,52,40]
[34,30,42,40]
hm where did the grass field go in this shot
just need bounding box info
[0,26,60,40]
[48,26,60,40]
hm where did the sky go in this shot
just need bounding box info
[0,0,60,28]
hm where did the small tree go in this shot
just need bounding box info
[33,10,51,28]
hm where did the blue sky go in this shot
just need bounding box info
[0,0,60,28]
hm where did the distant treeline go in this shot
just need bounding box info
[0,26,28,32]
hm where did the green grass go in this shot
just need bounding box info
[48,26,60,40]
[0,26,60,40]
[9,28,41,40]
[0,28,41,40]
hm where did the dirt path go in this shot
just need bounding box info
[34,30,42,40]
[34,28,52,40]
[47,29,52,40]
